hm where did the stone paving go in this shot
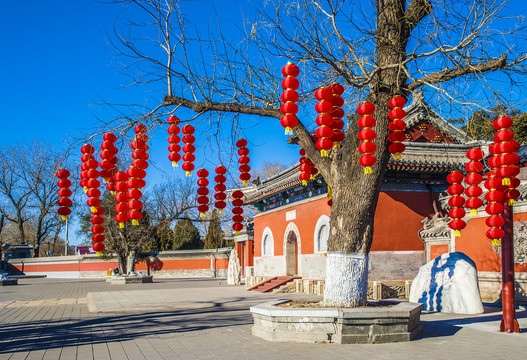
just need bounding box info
[0,277,526,360]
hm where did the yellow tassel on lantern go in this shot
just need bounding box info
[83,187,88,192]
[185,171,191,176]
[200,212,206,218]
[454,230,461,237]
[119,222,124,229]
[364,166,372,174]
[327,186,332,200]
[243,180,249,186]
[132,220,138,226]
[492,239,502,246]
[393,153,402,160]
[61,215,67,221]
[333,142,341,149]
[470,209,478,216]
[320,149,329,157]
[310,174,315,180]
[302,180,307,186]
[502,178,511,186]
[285,127,293,135]
[508,199,516,206]
[172,161,178,167]
[218,209,223,214]
[111,191,115,196]
[103,179,108,184]
[236,230,241,236]
[90,206,96,213]
[96,251,103,258]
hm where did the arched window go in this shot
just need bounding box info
[317,224,328,252]
[314,215,330,253]
[261,227,274,256]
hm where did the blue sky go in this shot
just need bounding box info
[1,0,527,185]
[0,0,300,187]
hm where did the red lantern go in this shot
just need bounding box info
[484,172,505,246]
[280,62,300,135]
[231,190,244,235]
[388,96,407,160]
[447,171,466,237]
[464,148,484,215]
[328,83,345,149]
[197,168,210,217]
[493,116,518,186]
[504,176,521,206]
[357,102,377,174]
[181,124,196,176]
[315,87,334,157]
[55,169,72,221]
[214,165,227,214]
[167,115,181,167]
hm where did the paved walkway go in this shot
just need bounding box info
[0,278,526,360]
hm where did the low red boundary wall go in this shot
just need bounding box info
[8,248,231,279]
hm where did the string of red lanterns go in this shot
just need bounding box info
[315,87,334,157]
[447,170,466,237]
[493,116,518,186]
[485,172,505,246]
[99,133,118,183]
[464,148,484,215]
[357,102,377,174]
[214,166,227,214]
[80,144,95,192]
[232,190,244,235]
[181,124,196,176]
[329,83,345,149]
[299,148,311,186]
[114,171,129,228]
[236,139,251,186]
[280,62,300,135]
[127,124,149,226]
[197,168,210,217]
[167,115,181,167]
[55,169,72,221]
[388,96,407,160]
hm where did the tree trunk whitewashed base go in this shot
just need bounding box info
[323,252,368,307]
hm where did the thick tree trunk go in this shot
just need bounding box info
[322,0,415,306]
[127,251,136,274]
[117,253,127,275]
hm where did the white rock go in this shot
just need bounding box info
[409,252,483,314]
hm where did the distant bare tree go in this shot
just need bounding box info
[252,161,288,180]
[108,0,527,306]
[0,141,68,257]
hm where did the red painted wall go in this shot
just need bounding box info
[254,190,438,256]
[254,197,331,257]
[456,212,527,273]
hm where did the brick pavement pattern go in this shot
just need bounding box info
[0,278,526,360]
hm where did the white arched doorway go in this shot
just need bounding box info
[283,222,301,276]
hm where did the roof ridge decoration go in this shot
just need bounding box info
[404,90,470,144]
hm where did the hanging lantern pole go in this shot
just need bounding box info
[500,195,520,333]
[65,219,69,256]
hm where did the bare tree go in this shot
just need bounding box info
[0,142,67,257]
[108,0,527,306]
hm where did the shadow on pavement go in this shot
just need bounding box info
[417,309,527,339]
[0,302,254,354]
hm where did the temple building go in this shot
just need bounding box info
[235,92,527,303]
